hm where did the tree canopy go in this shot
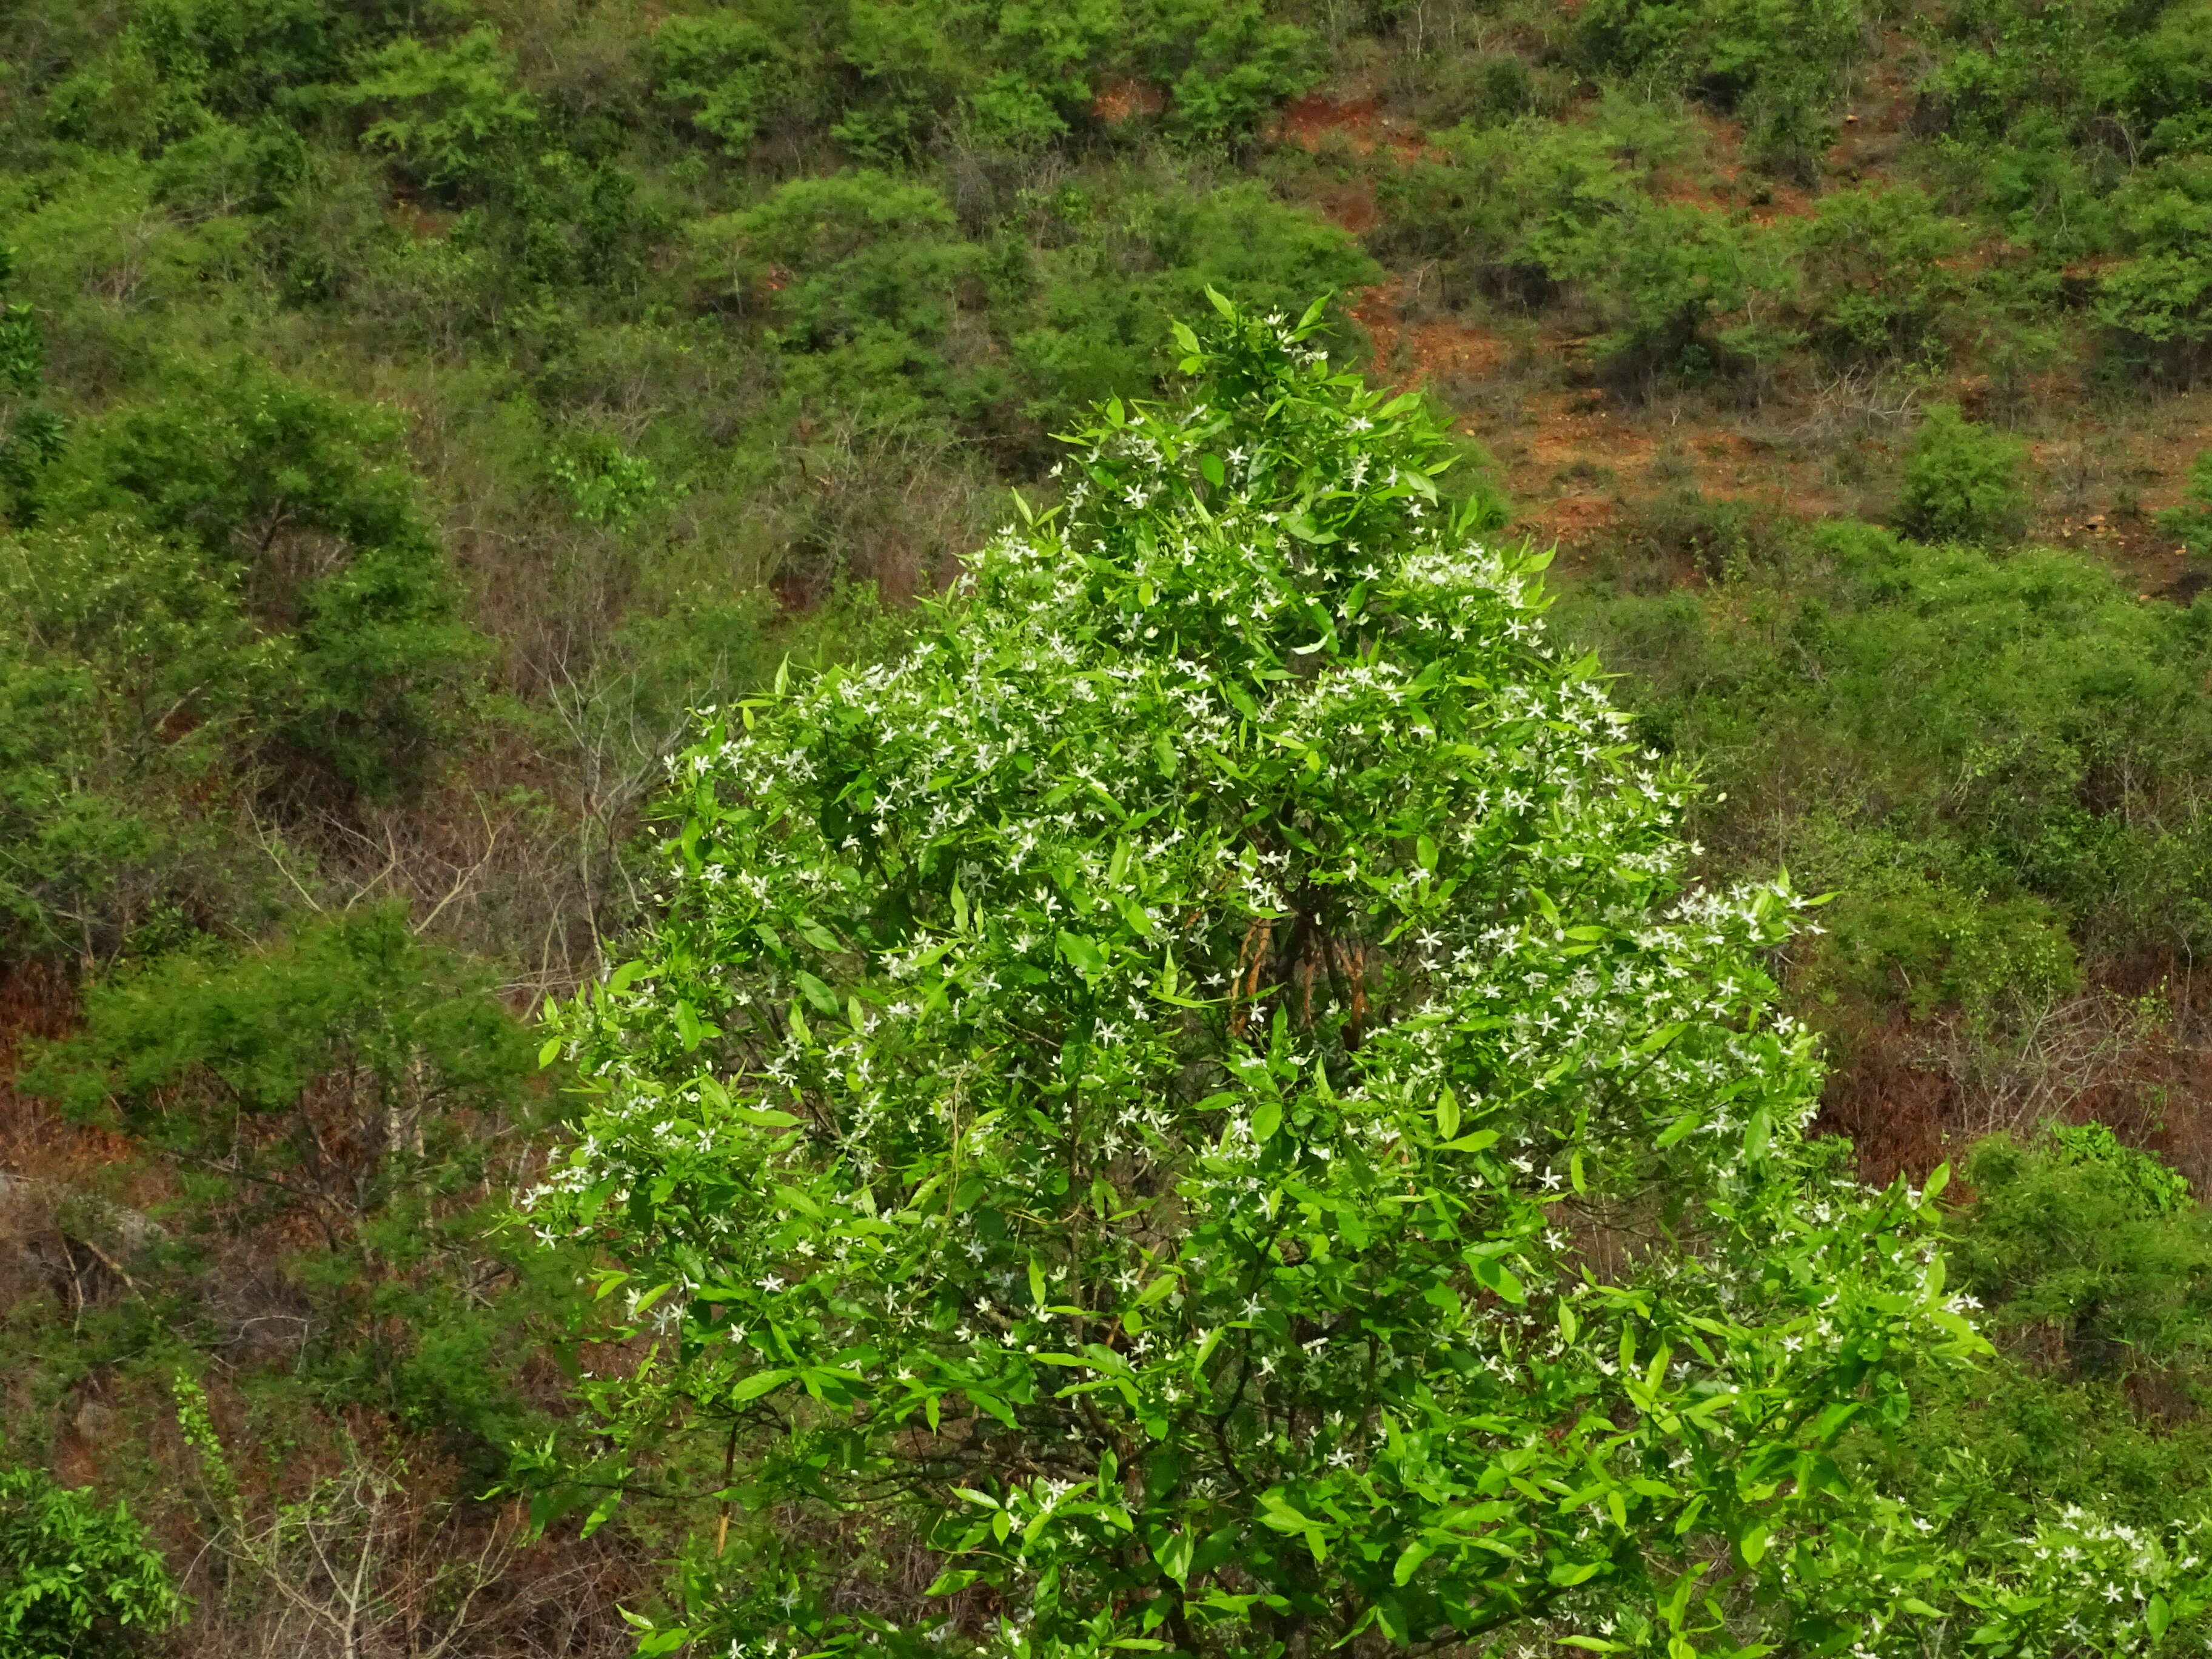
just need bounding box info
[525,297,2119,1657]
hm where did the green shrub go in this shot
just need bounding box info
[1147,0,1319,146]
[1575,0,1866,175]
[1810,887,2080,1025]
[1372,111,1789,383]
[1011,179,1379,432]
[529,296,2009,1654]
[1558,527,2212,982]
[1957,1127,2212,1378]
[0,244,62,523]
[549,431,679,529]
[1795,185,1972,365]
[708,170,974,355]
[650,13,804,157]
[27,905,534,1232]
[0,1461,181,1658]
[343,25,538,199]
[50,362,481,797]
[2048,1121,2194,1216]
[2094,158,2212,372]
[1893,401,2031,546]
[2159,448,2212,558]
[0,520,288,959]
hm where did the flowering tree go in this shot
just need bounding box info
[532,297,2120,1656]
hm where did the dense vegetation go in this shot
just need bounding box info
[2,0,2212,1654]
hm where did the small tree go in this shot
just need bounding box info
[534,298,1986,1654]
[1893,401,2031,548]
[0,1461,180,1657]
[52,362,481,798]
[30,906,534,1243]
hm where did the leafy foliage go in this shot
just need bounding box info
[1893,403,2031,548]
[1562,523,2212,1032]
[50,363,481,797]
[1577,0,1868,179]
[651,13,803,158]
[531,298,1994,1656]
[0,519,283,959]
[1956,1127,2210,1376]
[1794,185,1972,366]
[343,25,538,200]
[2159,449,2212,558]
[28,905,534,1239]
[0,244,62,521]
[0,1460,181,1658]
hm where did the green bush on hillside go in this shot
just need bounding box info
[1957,1126,2211,1378]
[343,25,538,200]
[1560,523,2212,1024]
[50,363,481,797]
[28,905,533,1232]
[1894,402,2031,547]
[0,1461,181,1658]
[0,520,289,960]
[2159,449,2212,558]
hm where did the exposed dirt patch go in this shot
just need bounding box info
[386,200,452,242]
[1091,78,1165,123]
[1269,91,1433,163]
[1313,177,1379,237]
[1522,492,1630,545]
[1520,389,1659,474]
[1353,283,1510,392]
[1656,115,1818,227]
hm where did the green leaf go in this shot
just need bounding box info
[1470,1253,1526,1304]
[774,1184,823,1218]
[729,1369,794,1403]
[964,1389,1017,1428]
[732,1105,803,1128]
[1057,930,1107,977]
[1153,1530,1195,1587]
[1443,1130,1501,1153]
[1392,1539,1434,1586]
[1252,1098,1283,1142]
